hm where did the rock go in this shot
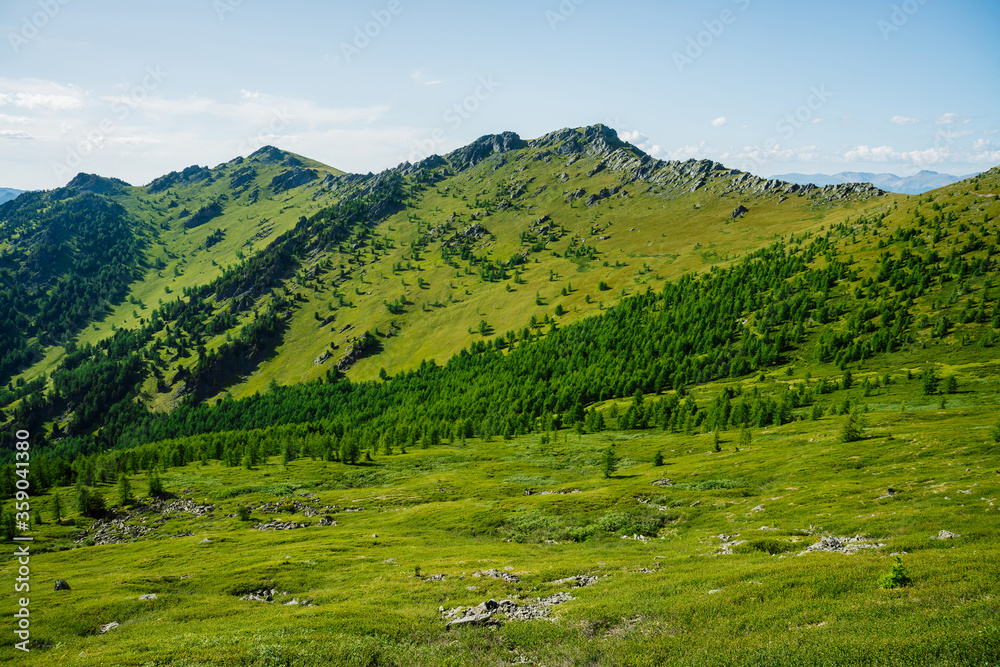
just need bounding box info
[709,589,722,594]
[731,205,749,219]
[801,535,885,555]
[473,569,520,583]
[652,478,673,487]
[138,594,157,601]
[935,530,963,540]
[54,580,71,592]
[99,621,119,634]
[751,505,765,513]
[550,574,598,588]
[199,538,212,544]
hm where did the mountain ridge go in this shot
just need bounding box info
[773,169,978,195]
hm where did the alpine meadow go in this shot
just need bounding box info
[2,2,1000,666]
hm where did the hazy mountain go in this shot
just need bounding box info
[772,170,977,195]
[0,187,23,204]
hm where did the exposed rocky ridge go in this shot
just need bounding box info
[397,124,887,205]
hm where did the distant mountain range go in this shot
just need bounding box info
[772,170,977,195]
[0,188,23,204]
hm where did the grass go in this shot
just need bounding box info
[4,354,999,666]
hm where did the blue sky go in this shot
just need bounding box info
[1,0,998,189]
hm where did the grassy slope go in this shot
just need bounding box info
[2,352,998,666]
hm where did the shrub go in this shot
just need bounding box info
[878,556,912,589]
[236,505,252,521]
[736,539,798,555]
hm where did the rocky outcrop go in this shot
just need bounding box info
[251,521,311,531]
[443,593,575,629]
[269,167,318,194]
[445,132,525,170]
[800,535,885,555]
[472,569,520,583]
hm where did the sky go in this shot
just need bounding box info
[1,0,998,190]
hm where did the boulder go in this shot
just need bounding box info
[54,580,71,592]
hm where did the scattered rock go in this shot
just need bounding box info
[473,569,520,583]
[715,534,747,555]
[54,580,71,592]
[652,478,674,487]
[444,593,574,629]
[550,575,599,588]
[138,594,157,601]
[934,530,963,540]
[800,535,885,555]
[251,521,309,531]
[731,205,749,219]
[99,622,119,634]
[751,505,765,513]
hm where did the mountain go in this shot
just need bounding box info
[773,169,977,194]
[0,187,23,204]
[1,125,999,666]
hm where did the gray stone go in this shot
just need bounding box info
[54,580,71,591]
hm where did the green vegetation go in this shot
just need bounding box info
[1,126,999,665]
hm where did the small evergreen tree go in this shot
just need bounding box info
[601,447,619,479]
[878,556,912,588]
[922,368,939,395]
[841,406,867,443]
[51,493,62,523]
[653,450,664,466]
[148,472,164,498]
[118,473,134,506]
[713,431,721,453]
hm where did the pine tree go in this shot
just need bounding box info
[118,473,134,506]
[601,447,619,479]
[841,406,867,443]
[51,493,62,523]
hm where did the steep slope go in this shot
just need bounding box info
[4,126,999,461]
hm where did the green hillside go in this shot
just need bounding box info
[1,126,999,665]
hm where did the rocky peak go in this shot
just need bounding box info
[64,173,132,196]
[445,131,525,170]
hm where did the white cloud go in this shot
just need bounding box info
[843,144,949,165]
[618,130,665,158]
[711,116,727,127]
[936,112,971,125]
[890,115,920,125]
[0,130,34,141]
[240,89,260,100]
[410,70,443,86]
[666,142,709,161]
[0,113,32,124]
[11,93,84,111]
